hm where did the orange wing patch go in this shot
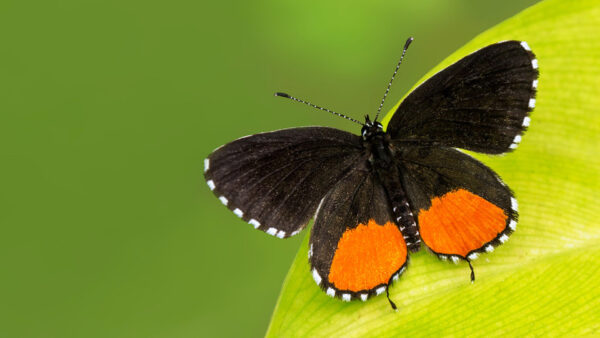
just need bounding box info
[328,220,407,292]
[418,189,507,257]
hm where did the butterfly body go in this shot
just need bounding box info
[204,40,538,305]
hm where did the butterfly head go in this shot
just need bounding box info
[361,115,384,140]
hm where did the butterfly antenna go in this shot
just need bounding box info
[374,37,414,122]
[274,92,364,126]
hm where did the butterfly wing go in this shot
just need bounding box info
[387,40,538,154]
[204,127,363,238]
[396,145,517,261]
[309,166,408,302]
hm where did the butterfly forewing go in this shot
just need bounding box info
[388,40,538,154]
[204,127,362,238]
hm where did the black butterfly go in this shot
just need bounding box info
[204,38,538,309]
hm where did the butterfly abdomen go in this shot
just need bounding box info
[384,176,421,252]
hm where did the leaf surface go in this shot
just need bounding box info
[267,1,600,336]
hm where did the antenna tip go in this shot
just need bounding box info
[404,37,414,49]
[274,92,290,98]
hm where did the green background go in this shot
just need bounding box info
[0,1,540,337]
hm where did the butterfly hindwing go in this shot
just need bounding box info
[395,145,517,261]
[309,167,408,301]
[204,127,362,238]
[388,40,538,154]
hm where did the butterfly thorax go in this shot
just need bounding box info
[361,118,422,252]
[363,133,392,165]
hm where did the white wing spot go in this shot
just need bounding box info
[520,41,531,51]
[532,79,538,89]
[451,256,459,264]
[312,268,322,285]
[513,135,522,144]
[468,252,479,260]
[499,234,510,243]
[233,208,243,218]
[276,230,286,238]
[266,227,277,236]
[360,293,368,301]
[376,286,386,295]
[219,196,228,206]
[399,267,406,274]
[509,219,517,230]
[326,287,335,297]
[290,230,300,237]
[439,255,447,261]
[342,293,351,302]
[528,98,536,109]
[207,180,215,191]
[509,143,519,149]
[248,219,260,228]
[308,244,313,258]
[485,245,494,252]
[393,273,399,281]
[204,158,210,172]
[522,116,531,127]
[511,197,519,212]
[532,59,538,69]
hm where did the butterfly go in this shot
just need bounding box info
[204,38,538,309]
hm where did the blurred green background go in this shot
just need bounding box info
[0,1,540,337]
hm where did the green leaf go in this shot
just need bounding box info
[266,0,600,336]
